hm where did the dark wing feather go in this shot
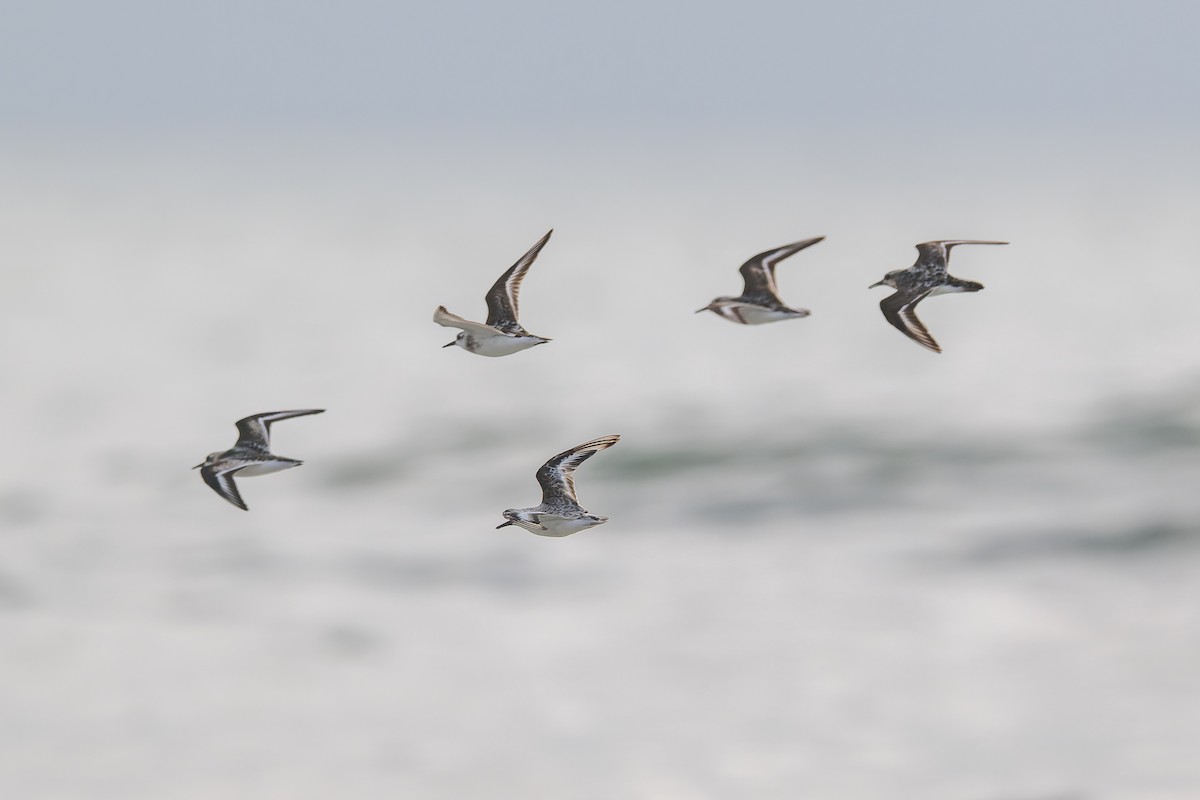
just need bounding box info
[200,465,249,510]
[879,290,941,353]
[536,434,620,505]
[913,241,950,272]
[737,237,823,299]
[485,230,553,328]
[234,409,324,452]
[914,240,1008,273]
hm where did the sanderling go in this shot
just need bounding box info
[697,237,824,324]
[434,230,554,356]
[194,409,325,510]
[497,434,621,537]
[869,240,1008,353]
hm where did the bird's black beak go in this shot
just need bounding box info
[695,306,709,314]
[192,462,203,469]
[442,341,456,348]
[496,521,513,529]
[868,280,886,289]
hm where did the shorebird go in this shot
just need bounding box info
[697,237,824,324]
[869,240,1008,353]
[497,435,620,537]
[194,409,325,510]
[434,229,554,356]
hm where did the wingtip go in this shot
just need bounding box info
[572,433,622,452]
[224,490,250,511]
[916,337,943,354]
[907,326,942,354]
[789,235,825,250]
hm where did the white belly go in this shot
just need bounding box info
[927,283,973,296]
[728,304,809,325]
[471,334,546,357]
[237,460,300,477]
[531,515,606,537]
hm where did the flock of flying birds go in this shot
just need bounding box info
[196,233,1008,530]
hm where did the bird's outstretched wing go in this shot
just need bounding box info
[433,305,503,336]
[914,240,1007,272]
[234,409,325,452]
[879,289,941,353]
[536,434,621,505]
[200,464,249,510]
[485,230,553,328]
[738,237,824,299]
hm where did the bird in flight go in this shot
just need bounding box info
[869,240,1007,352]
[697,237,824,324]
[195,409,324,510]
[497,434,621,537]
[434,230,554,356]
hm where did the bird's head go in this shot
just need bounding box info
[869,270,903,289]
[695,298,729,314]
[193,452,223,469]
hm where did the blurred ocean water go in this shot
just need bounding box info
[1,137,1199,799]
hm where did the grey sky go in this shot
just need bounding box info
[2,1,1197,138]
